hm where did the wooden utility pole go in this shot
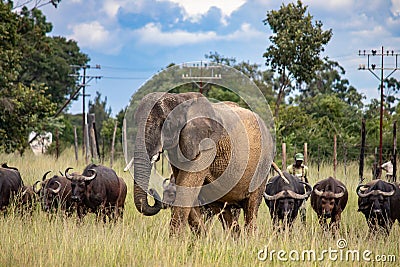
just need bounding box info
[282,143,287,170]
[303,143,308,165]
[393,121,397,182]
[69,64,102,159]
[110,121,118,168]
[333,135,337,178]
[74,127,78,161]
[359,119,366,182]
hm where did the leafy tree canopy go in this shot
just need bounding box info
[263,0,332,118]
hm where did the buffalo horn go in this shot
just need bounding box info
[357,183,395,198]
[286,190,309,200]
[49,181,61,194]
[65,167,74,180]
[313,188,324,197]
[83,169,97,181]
[42,170,52,181]
[263,191,286,201]
[333,185,346,198]
[32,180,42,194]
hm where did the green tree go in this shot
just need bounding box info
[292,59,364,109]
[0,1,87,154]
[383,77,400,114]
[263,0,332,118]
[0,84,57,154]
[88,91,111,136]
[16,6,89,106]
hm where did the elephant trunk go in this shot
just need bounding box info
[133,142,162,216]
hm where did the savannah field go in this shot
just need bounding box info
[0,148,399,267]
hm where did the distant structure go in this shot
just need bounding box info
[29,131,52,155]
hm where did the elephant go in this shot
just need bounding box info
[130,92,274,236]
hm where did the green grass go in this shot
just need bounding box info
[0,149,399,266]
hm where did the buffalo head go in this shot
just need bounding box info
[65,167,96,202]
[313,185,346,218]
[357,180,396,234]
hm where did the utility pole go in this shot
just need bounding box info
[358,47,399,177]
[182,62,222,94]
[70,64,102,160]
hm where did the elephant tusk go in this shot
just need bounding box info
[271,162,289,184]
[124,157,134,172]
[150,153,160,164]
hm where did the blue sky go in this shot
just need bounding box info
[35,0,400,116]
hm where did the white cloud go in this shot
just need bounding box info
[101,0,148,18]
[158,0,246,23]
[351,25,391,39]
[391,0,400,16]
[134,22,263,47]
[225,23,264,41]
[67,21,122,54]
[304,0,354,10]
[134,23,218,46]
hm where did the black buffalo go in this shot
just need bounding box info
[311,177,348,232]
[0,163,24,212]
[65,164,127,222]
[357,179,400,235]
[33,170,74,215]
[263,172,312,229]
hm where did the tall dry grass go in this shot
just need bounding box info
[0,149,399,266]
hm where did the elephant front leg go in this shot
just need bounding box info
[170,206,192,236]
[169,169,207,236]
[218,205,241,238]
[188,207,206,235]
[242,188,264,235]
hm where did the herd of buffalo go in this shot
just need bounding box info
[0,163,126,223]
[1,162,400,235]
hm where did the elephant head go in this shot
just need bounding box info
[132,92,214,216]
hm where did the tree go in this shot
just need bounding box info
[293,59,364,109]
[10,0,61,10]
[17,6,89,106]
[0,1,87,154]
[383,77,400,114]
[0,83,58,154]
[263,0,332,118]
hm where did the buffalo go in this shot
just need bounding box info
[357,179,400,235]
[33,170,74,215]
[0,163,24,212]
[65,164,127,222]
[311,177,348,232]
[263,172,312,229]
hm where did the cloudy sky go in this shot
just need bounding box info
[36,0,400,115]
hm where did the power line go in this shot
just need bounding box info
[69,64,102,162]
[102,76,147,80]
[358,46,400,175]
